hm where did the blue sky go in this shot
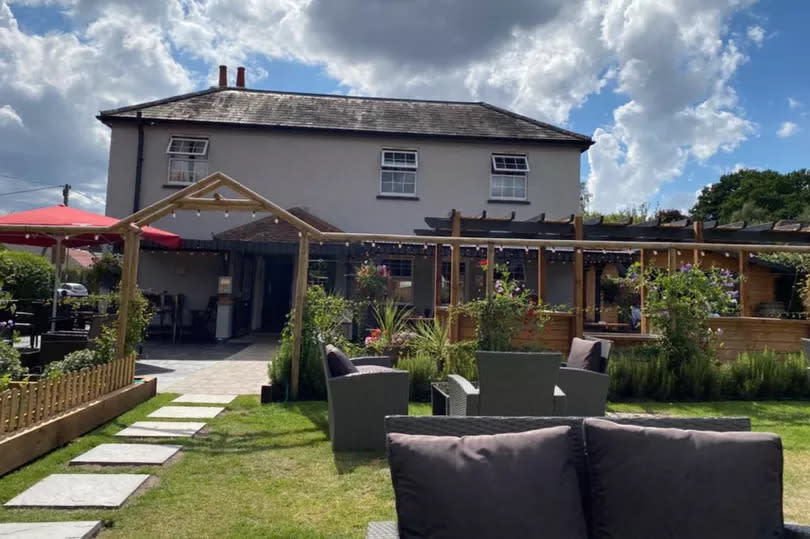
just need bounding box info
[0,0,808,214]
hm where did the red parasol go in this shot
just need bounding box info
[0,205,181,249]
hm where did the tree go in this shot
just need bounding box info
[691,169,810,223]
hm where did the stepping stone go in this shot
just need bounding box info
[0,521,102,538]
[116,421,206,438]
[148,406,224,419]
[172,394,236,404]
[5,474,150,509]
[70,444,181,466]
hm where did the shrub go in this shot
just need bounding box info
[396,352,439,401]
[270,285,359,400]
[44,348,104,377]
[719,351,810,400]
[0,251,53,299]
[0,342,25,380]
[87,253,122,293]
[365,300,414,355]
[456,263,547,352]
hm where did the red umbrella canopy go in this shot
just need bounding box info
[0,205,182,249]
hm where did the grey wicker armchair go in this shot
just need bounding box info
[367,415,810,539]
[556,367,609,416]
[447,351,566,416]
[320,342,409,452]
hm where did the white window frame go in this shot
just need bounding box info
[166,135,209,185]
[166,136,209,156]
[489,153,529,201]
[491,154,529,172]
[380,149,418,197]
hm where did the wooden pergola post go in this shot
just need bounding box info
[115,228,141,364]
[449,210,461,342]
[738,249,750,317]
[433,243,442,312]
[536,247,546,302]
[290,233,310,400]
[639,248,648,334]
[486,242,495,298]
[693,221,704,267]
[573,215,584,338]
[667,248,678,273]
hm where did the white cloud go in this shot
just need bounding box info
[777,121,799,138]
[0,104,23,128]
[1,0,763,214]
[747,25,765,46]
[788,97,804,109]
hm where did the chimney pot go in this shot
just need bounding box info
[218,65,228,87]
[236,66,246,88]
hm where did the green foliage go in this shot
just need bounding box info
[87,252,122,293]
[0,374,9,391]
[691,168,810,222]
[0,250,54,299]
[638,263,738,369]
[123,290,152,357]
[366,300,413,354]
[609,347,810,401]
[354,261,392,300]
[0,342,25,380]
[270,285,358,400]
[396,352,439,402]
[44,348,106,377]
[411,316,452,370]
[456,263,547,351]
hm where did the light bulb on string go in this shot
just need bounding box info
[171,210,176,218]
[196,209,201,217]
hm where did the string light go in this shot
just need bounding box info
[653,250,658,255]
[274,217,279,224]
[677,250,682,256]
[224,210,229,218]
[298,231,302,238]
[371,242,376,247]
[251,210,256,219]
[64,235,69,240]
[423,244,428,249]
[345,242,350,247]
[94,235,100,241]
[724,252,730,257]
[24,233,30,239]
[196,209,201,217]
[171,210,176,219]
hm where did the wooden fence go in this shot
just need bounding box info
[0,354,135,438]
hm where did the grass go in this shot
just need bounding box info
[0,398,807,537]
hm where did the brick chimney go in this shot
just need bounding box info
[236,66,246,88]
[218,65,228,87]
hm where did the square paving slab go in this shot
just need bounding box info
[0,521,102,538]
[4,474,150,509]
[70,444,181,466]
[115,421,206,438]
[171,394,236,404]
[148,406,224,419]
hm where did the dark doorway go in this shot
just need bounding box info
[262,255,294,332]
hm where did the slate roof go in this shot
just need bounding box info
[215,207,342,243]
[98,87,592,148]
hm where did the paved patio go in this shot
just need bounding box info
[135,333,277,395]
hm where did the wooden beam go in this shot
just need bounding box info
[739,250,751,317]
[115,229,141,361]
[449,210,461,342]
[693,221,704,266]
[433,244,441,310]
[667,248,678,272]
[639,248,648,334]
[119,173,223,229]
[176,198,264,211]
[290,233,310,400]
[536,247,546,302]
[486,243,495,298]
[574,215,584,338]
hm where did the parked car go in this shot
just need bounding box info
[58,283,89,297]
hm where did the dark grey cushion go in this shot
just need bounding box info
[584,418,783,539]
[326,345,358,377]
[567,338,601,371]
[387,426,587,539]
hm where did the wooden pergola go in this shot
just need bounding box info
[11,172,810,399]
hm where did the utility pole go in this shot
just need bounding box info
[62,184,71,206]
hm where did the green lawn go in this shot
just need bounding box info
[0,398,808,538]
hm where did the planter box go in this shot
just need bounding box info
[260,383,286,403]
[0,377,156,477]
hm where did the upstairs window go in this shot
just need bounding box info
[167,136,209,184]
[380,149,417,196]
[490,153,528,201]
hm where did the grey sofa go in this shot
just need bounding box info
[367,415,810,539]
[320,342,409,451]
[447,351,566,416]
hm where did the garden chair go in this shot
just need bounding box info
[319,340,408,451]
[447,351,566,416]
[556,337,612,416]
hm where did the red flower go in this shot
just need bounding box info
[478,259,489,269]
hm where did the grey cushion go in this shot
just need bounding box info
[583,418,783,539]
[387,426,587,539]
[326,345,358,377]
[567,338,601,371]
[354,365,397,374]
